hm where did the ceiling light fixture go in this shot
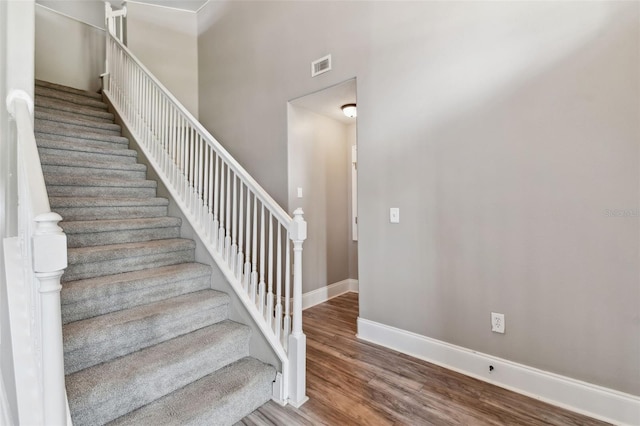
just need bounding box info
[341,103,357,118]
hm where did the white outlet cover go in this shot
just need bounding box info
[491,312,505,333]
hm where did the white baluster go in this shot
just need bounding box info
[207,148,215,240]
[189,129,196,210]
[182,117,188,202]
[267,213,274,327]
[283,234,291,347]
[174,110,183,187]
[202,142,210,232]
[225,166,232,263]
[174,111,179,186]
[218,162,225,255]
[212,155,219,246]
[201,138,209,227]
[230,174,238,274]
[169,106,174,175]
[236,183,244,281]
[243,191,252,293]
[258,205,266,314]
[275,224,282,339]
[144,78,150,145]
[288,208,307,407]
[194,133,201,224]
[250,198,258,304]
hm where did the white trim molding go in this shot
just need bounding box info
[0,370,13,426]
[357,317,640,426]
[303,279,358,310]
[35,4,106,31]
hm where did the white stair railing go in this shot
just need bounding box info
[103,3,308,406]
[3,90,69,425]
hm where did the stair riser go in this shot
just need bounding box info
[42,165,146,180]
[36,80,103,100]
[35,106,114,124]
[52,206,168,221]
[36,85,106,106]
[65,303,229,374]
[36,132,129,149]
[62,272,211,324]
[68,324,251,426]
[35,98,114,121]
[35,89,109,110]
[109,358,275,426]
[40,155,146,172]
[65,226,180,248]
[38,147,138,164]
[63,248,195,282]
[36,121,121,137]
[35,113,121,133]
[46,185,156,198]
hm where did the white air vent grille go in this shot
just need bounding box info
[311,54,332,77]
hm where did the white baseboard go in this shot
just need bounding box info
[357,317,640,426]
[302,279,358,310]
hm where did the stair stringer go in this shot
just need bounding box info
[105,96,287,399]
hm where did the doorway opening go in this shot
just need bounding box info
[287,78,359,314]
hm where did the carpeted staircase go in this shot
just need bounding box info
[34,79,276,426]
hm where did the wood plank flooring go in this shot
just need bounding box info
[237,292,610,425]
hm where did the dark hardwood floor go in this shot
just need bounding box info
[237,292,609,425]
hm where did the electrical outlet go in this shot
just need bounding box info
[491,312,505,333]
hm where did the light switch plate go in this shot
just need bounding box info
[297,187,303,198]
[390,208,400,223]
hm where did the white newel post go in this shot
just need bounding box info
[103,2,127,92]
[287,208,308,407]
[33,213,68,426]
[103,2,112,92]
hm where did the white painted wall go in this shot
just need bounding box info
[35,4,105,92]
[287,105,355,293]
[198,1,640,397]
[346,122,358,280]
[126,1,199,118]
[36,0,105,29]
[1,1,36,422]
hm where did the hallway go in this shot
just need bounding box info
[237,293,608,425]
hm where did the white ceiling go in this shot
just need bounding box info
[290,79,357,125]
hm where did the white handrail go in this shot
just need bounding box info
[4,90,68,425]
[103,6,307,406]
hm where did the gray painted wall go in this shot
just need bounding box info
[126,2,199,118]
[35,5,105,92]
[198,1,640,396]
[36,0,105,29]
[287,104,355,292]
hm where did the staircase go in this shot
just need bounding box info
[34,79,276,426]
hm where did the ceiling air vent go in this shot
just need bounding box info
[311,54,332,77]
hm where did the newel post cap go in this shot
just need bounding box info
[290,208,307,242]
[33,212,68,273]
